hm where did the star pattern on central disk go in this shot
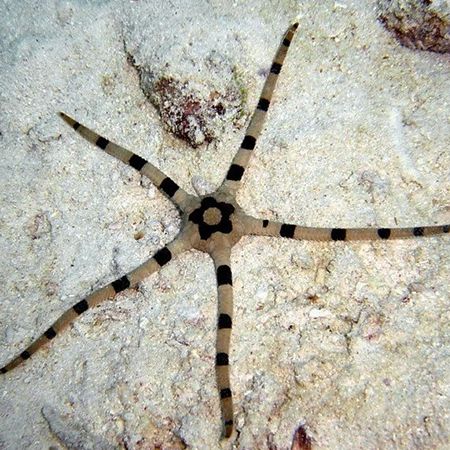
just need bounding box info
[189,197,235,240]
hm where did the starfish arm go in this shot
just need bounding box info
[59,112,196,211]
[219,22,299,196]
[210,246,234,438]
[242,215,449,241]
[1,236,191,374]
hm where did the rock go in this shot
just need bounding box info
[379,0,450,53]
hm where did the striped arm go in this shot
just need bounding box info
[243,216,450,241]
[59,112,195,211]
[1,237,189,374]
[220,22,299,195]
[211,247,234,438]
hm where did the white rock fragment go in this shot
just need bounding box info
[309,308,333,319]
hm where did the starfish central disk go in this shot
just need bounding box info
[189,197,235,240]
[203,207,222,225]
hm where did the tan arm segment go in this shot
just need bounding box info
[210,246,235,438]
[219,22,299,196]
[243,215,449,241]
[1,237,190,374]
[59,112,195,211]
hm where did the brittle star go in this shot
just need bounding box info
[1,23,448,439]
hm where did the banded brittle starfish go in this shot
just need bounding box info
[1,23,448,438]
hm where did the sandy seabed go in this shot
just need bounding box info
[0,1,449,449]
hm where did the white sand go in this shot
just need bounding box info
[0,1,449,449]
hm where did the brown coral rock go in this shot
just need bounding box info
[379,0,450,53]
[141,75,244,148]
